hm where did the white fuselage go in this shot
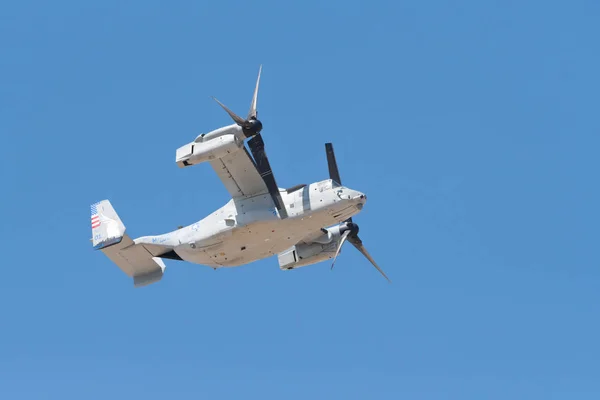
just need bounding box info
[135,179,366,268]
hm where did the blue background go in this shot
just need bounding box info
[1,1,599,398]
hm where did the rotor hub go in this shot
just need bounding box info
[341,222,359,238]
[243,118,263,136]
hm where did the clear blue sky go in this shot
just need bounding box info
[1,1,599,398]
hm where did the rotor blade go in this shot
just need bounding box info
[325,143,342,185]
[349,237,391,283]
[331,230,351,270]
[212,96,246,126]
[247,65,262,120]
[325,142,351,222]
[248,134,288,219]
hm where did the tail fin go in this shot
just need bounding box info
[90,200,166,288]
[91,200,126,249]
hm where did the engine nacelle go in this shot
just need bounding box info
[278,228,343,270]
[176,133,243,168]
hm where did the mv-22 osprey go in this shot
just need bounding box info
[90,66,389,287]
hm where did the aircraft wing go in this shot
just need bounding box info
[209,146,269,198]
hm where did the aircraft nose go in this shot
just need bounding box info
[345,188,366,203]
[354,191,367,202]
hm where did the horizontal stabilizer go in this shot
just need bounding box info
[100,234,166,288]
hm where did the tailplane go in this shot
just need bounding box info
[90,200,166,288]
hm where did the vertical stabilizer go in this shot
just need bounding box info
[91,200,126,249]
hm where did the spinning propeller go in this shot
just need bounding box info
[326,143,391,283]
[212,65,263,137]
[212,66,288,218]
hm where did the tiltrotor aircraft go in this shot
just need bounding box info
[90,66,389,287]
